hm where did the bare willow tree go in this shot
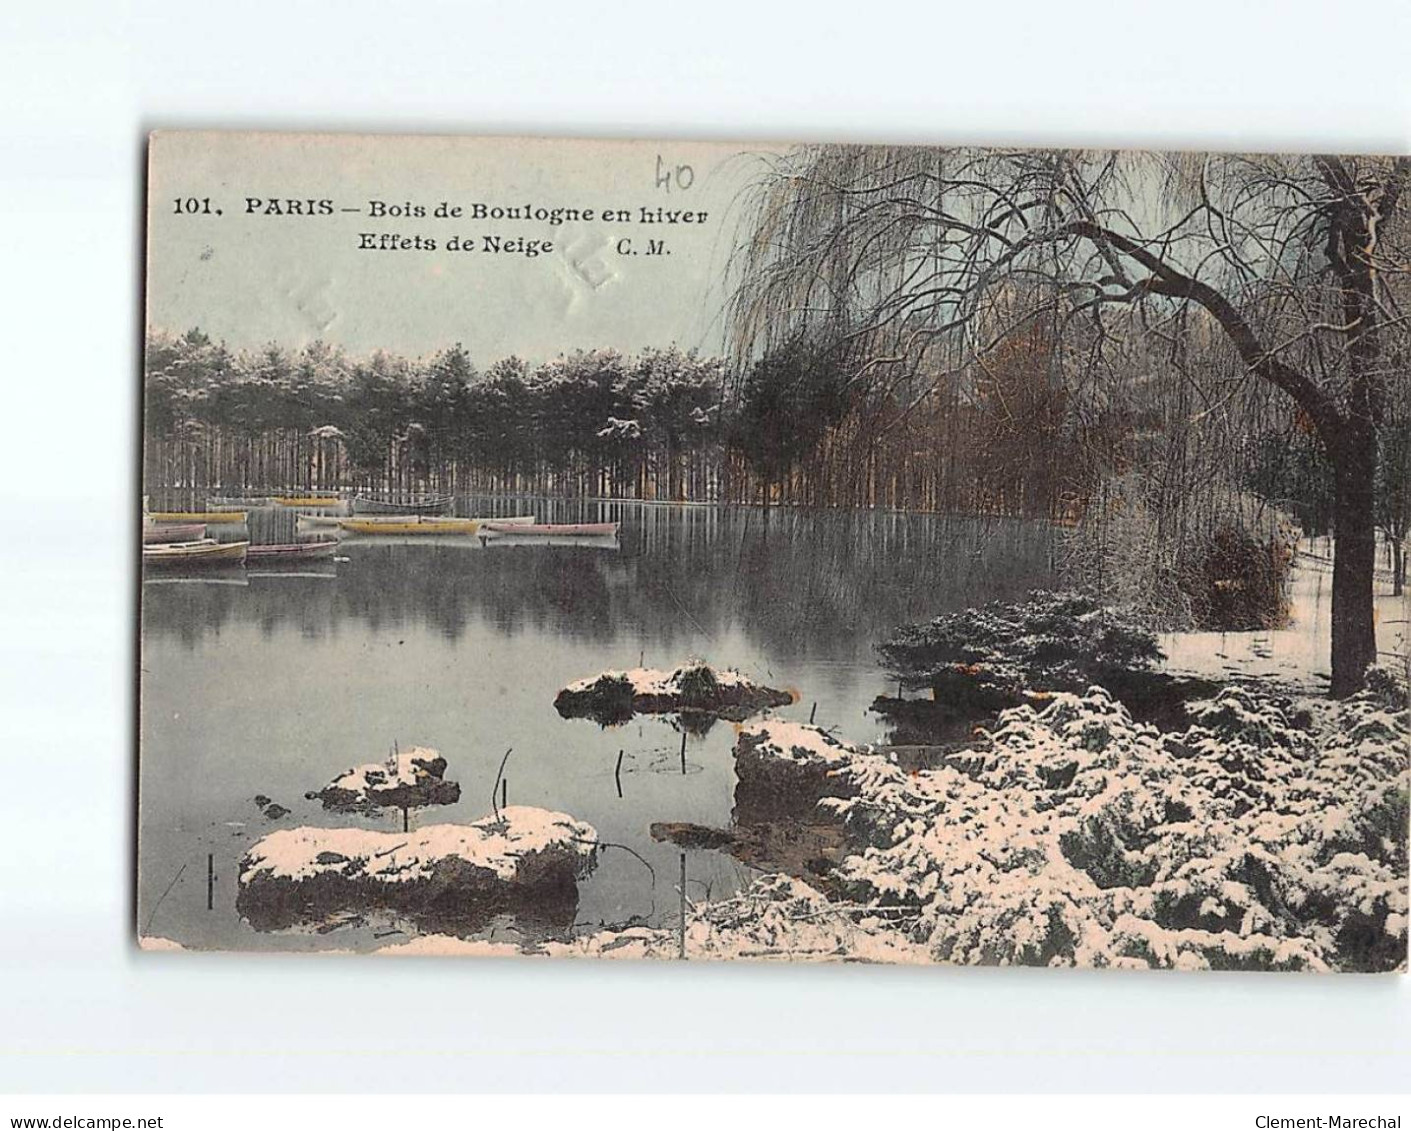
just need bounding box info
[729,146,1411,696]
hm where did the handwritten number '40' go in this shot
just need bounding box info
[655,156,694,193]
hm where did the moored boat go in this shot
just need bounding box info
[245,539,340,563]
[325,513,474,525]
[208,496,271,510]
[142,539,250,566]
[480,532,621,551]
[273,495,343,507]
[467,514,535,526]
[147,510,247,524]
[351,494,453,515]
[143,522,206,544]
[338,517,479,536]
[479,521,619,537]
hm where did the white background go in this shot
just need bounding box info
[1,0,1409,1096]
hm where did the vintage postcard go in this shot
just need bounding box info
[139,131,1409,970]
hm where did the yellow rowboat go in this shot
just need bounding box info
[143,539,250,566]
[273,495,342,507]
[338,517,479,536]
[148,510,247,524]
[320,513,504,526]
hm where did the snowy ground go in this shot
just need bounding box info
[1159,544,1409,691]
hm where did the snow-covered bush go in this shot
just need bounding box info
[733,718,859,822]
[1365,662,1410,712]
[674,661,721,708]
[876,590,1163,710]
[538,874,928,964]
[749,684,1409,971]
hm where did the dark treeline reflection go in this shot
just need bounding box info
[142,502,1057,661]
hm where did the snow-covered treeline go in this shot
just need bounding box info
[143,331,724,503]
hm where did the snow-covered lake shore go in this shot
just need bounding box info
[501,674,1408,971]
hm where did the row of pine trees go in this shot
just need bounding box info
[144,327,1134,515]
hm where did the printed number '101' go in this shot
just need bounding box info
[173,197,214,214]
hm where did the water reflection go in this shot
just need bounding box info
[138,500,1056,952]
[144,501,1055,661]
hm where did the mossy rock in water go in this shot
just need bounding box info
[650,821,736,851]
[551,673,637,725]
[555,664,792,725]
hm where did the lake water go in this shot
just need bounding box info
[138,499,1056,952]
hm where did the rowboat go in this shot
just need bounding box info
[208,496,271,509]
[338,517,479,536]
[479,521,620,537]
[323,513,469,525]
[273,495,343,507]
[143,523,205,543]
[480,533,621,551]
[468,514,535,526]
[147,510,247,524]
[351,494,454,515]
[143,539,250,566]
[245,540,340,563]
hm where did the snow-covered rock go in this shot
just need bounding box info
[554,662,792,723]
[306,747,460,814]
[237,806,597,931]
[732,719,860,821]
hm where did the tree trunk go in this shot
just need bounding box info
[1330,429,1378,697]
